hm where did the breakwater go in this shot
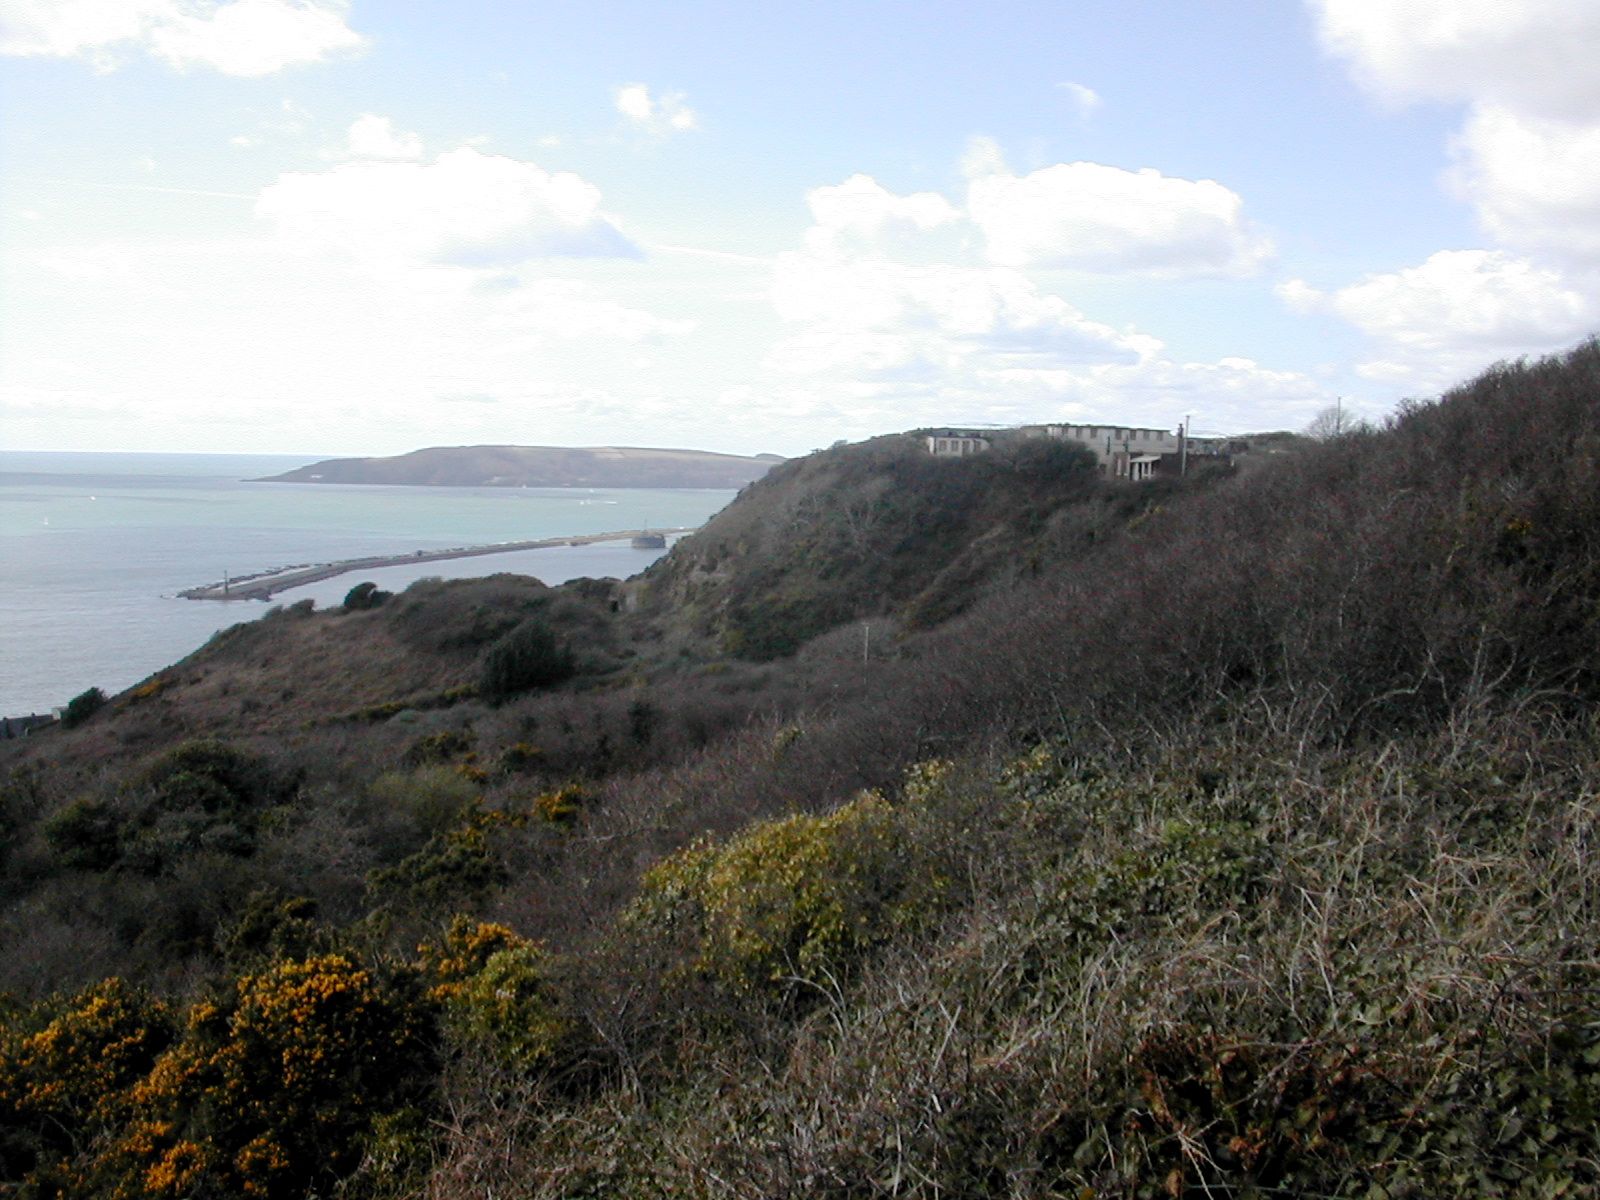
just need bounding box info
[178,528,695,602]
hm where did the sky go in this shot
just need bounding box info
[2,1,1598,457]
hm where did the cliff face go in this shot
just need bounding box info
[257,444,783,489]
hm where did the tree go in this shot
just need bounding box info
[1304,402,1369,441]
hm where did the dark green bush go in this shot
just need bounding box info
[43,798,121,871]
[389,575,551,654]
[61,687,106,728]
[342,580,391,611]
[96,742,298,874]
[479,619,575,701]
[215,891,324,967]
[133,740,286,813]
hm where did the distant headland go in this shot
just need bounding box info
[255,444,784,489]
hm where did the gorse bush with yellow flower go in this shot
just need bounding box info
[0,978,176,1190]
[626,788,942,999]
[421,917,571,1071]
[0,914,587,1198]
[99,953,434,1199]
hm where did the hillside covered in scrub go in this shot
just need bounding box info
[636,433,1220,656]
[4,342,1600,1197]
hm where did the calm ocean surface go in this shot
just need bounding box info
[0,451,735,716]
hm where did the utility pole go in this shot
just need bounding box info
[1180,414,1191,477]
[862,620,870,665]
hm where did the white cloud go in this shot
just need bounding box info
[482,277,695,342]
[769,254,1154,379]
[966,161,1272,277]
[1450,106,1600,263]
[4,228,704,455]
[1311,1,1600,268]
[1297,249,1595,386]
[960,135,1008,180]
[772,173,1154,382]
[0,0,167,61]
[1274,278,1323,314]
[1328,250,1593,349]
[0,0,366,75]
[1311,0,1600,120]
[147,0,365,75]
[615,83,652,123]
[989,355,1329,433]
[615,83,698,134]
[802,174,960,256]
[759,169,1318,433]
[755,315,1327,438]
[1058,81,1102,121]
[346,114,424,161]
[256,147,639,267]
[1305,0,1600,369]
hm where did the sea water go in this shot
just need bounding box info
[0,452,735,716]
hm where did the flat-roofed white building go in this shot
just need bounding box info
[1027,423,1183,479]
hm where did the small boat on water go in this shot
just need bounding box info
[630,532,667,549]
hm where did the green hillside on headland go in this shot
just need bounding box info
[5,342,1600,1197]
[258,443,782,488]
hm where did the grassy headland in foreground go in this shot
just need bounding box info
[4,342,1600,1197]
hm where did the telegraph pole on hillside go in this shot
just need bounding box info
[1180,414,1191,477]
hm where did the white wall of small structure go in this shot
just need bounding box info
[1036,424,1183,458]
[925,435,991,457]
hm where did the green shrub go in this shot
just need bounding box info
[367,765,478,847]
[61,687,106,728]
[215,892,324,967]
[627,792,933,997]
[367,825,504,912]
[479,619,575,701]
[107,741,292,873]
[389,575,551,653]
[418,919,572,1085]
[43,797,121,871]
[342,580,391,611]
[133,740,287,815]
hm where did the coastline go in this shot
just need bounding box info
[178,527,695,602]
